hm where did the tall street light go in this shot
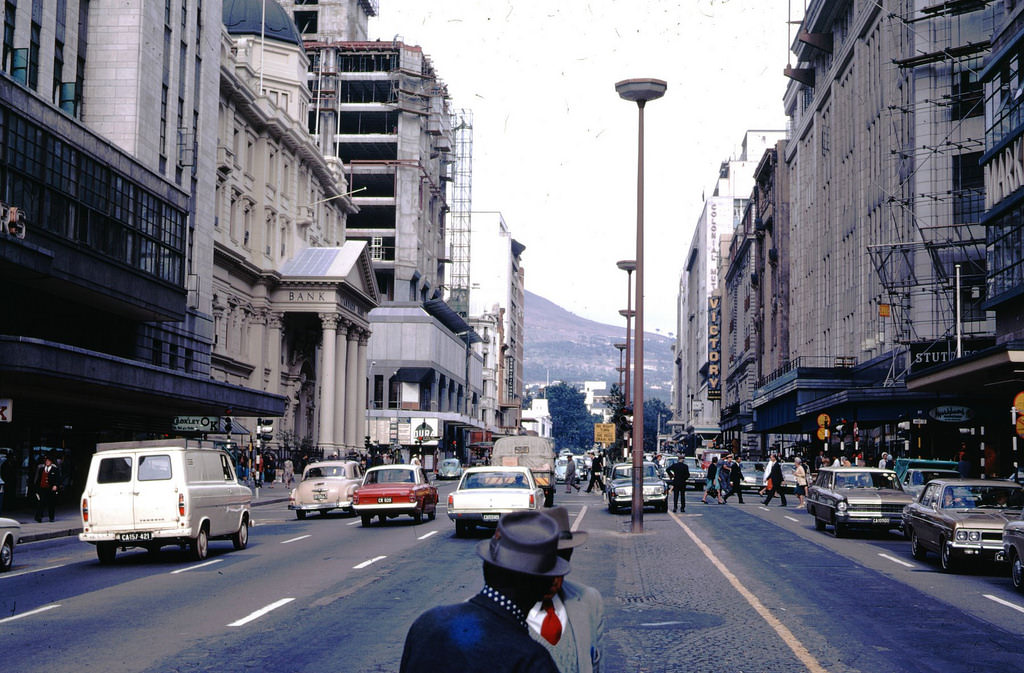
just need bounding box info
[614,342,627,393]
[617,259,636,408]
[616,77,666,534]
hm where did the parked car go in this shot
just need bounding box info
[447,466,544,537]
[79,439,250,563]
[606,462,669,514]
[437,458,464,480]
[893,458,959,482]
[903,478,1024,572]
[806,467,911,537]
[492,436,555,507]
[900,468,961,501]
[682,457,706,489]
[288,460,363,519]
[0,517,19,572]
[778,462,797,493]
[351,464,438,527]
[1003,508,1024,591]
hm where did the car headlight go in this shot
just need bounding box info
[955,530,982,542]
[837,500,848,512]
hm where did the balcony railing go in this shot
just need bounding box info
[757,355,857,389]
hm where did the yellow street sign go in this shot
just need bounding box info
[594,423,616,444]
[817,413,831,428]
[1013,391,1024,412]
[816,427,829,441]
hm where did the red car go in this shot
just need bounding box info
[352,464,438,527]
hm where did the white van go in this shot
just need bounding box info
[79,439,251,564]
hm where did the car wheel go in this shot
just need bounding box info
[1011,550,1024,592]
[232,516,249,550]
[427,505,436,521]
[296,510,306,520]
[0,537,13,572]
[455,520,469,537]
[360,514,372,527]
[377,513,387,525]
[97,542,117,565]
[814,515,825,531]
[832,517,846,538]
[911,530,927,560]
[940,539,958,572]
[190,526,209,562]
[413,508,423,524]
[607,501,618,514]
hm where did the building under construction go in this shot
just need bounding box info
[749,0,1006,465]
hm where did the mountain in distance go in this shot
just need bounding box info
[522,290,674,400]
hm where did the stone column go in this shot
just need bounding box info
[333,319,350,453]
[266,312,283,394]
[318,313,338,453]
[356,331,370,450]
[344,327,360,449]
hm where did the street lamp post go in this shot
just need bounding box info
[616,77,666,534]
[614,342,627,392]
[617,260,636,408]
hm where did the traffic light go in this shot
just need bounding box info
[224,410,233,434]
[258,418,274,441]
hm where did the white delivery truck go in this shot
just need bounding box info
[491,436,556,507]
[79,438,251,564]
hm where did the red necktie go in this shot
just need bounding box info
[540,598,561,645]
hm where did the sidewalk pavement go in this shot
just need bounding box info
[2,487,290,544]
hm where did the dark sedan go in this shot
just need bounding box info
[606,462,669,514]
[903,479,1024,572]
[806,467,912,537]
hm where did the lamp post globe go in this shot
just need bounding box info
[616,77,665,534]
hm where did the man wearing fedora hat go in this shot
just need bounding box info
[399,510,566,673]
[527,507,604,673]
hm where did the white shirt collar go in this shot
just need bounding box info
[526,593,567,635]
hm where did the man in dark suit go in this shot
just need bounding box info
[666,459,690,512]
[763,454,788,507]
[529,507,603,673]
[400,511,567,673]
[34,454,61,522]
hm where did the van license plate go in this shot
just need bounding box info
[117,532,152,542]
[377,497,392,504]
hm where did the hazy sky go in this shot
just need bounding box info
[371,1,797,335]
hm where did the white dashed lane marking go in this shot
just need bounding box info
[0,604,61,624]
[280,535,311,544]
[417,531,438,540]
[984,594,1024,615]
[171,559,223,574]
[353,555,386,569]
[227,598,295,627]
[878,553,916,568]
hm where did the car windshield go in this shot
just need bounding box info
[612,464,660,480]
[910,470,959,486]
[461,471,531,489]
[304,465,347,480]
[556,458,568,467]
[365,468,415,484]
[833,471,900,490]
[940,484,1023,509]
[440,459,459,469]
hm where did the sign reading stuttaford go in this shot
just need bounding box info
[172,416,220,432]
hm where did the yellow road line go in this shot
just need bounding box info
[669,512,827,673]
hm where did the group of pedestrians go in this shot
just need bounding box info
[698,454,746,505]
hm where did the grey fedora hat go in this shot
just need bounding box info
[476,510,571,577]
[543,506,589,549]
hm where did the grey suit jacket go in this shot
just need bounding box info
[530,579,604,673]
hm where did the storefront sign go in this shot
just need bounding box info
[928,405,974,423]
[707,295,722,401]
[908,339,995,373]
[985,136,1024,210]
[0,398,11,422]
[172,416,219,432]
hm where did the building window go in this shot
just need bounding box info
[953,57,983,121]
[952,152,983,225]
[28,19,39,89]
[294,11,317,34]
[2,1,15,75]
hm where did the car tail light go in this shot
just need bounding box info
[529,493,536,507]
[178,493,186,517]
[82,498,89,523]
[448,494,454,507]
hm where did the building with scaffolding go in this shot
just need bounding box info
[289,1,489,464]
[752,0,1004,466]
[907,0,1024,476]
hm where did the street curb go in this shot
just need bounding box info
[17,496,289,545]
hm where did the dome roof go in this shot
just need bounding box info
[223,0,303,48]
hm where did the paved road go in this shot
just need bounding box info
[3,484,1024,672]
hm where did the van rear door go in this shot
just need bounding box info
[86,453,136,530]
[131,453,180,530]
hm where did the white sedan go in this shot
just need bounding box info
[1,516,19,572]
[447,466,544,537]
[289,460,364,519]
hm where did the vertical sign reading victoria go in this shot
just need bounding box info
[707,295,722,400]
